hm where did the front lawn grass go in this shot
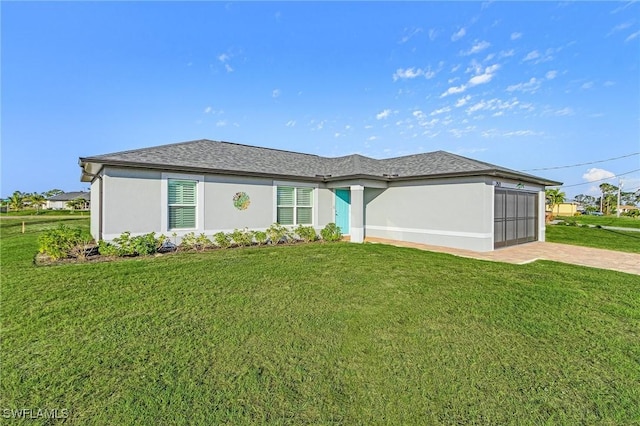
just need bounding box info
[546,224,640,253]
[2,218,639,424]
[556,215,640,229]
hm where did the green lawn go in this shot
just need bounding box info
[556,215,640,229]
[1,218,639,424]
[0,209,90,217]
[546,224,640,253]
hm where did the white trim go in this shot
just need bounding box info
[365,225,492,239]
[161,172,205,233]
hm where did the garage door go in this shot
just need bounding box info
[494,189,538,249]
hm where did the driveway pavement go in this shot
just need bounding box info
[365,238,640,276]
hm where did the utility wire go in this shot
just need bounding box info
[550,168,640,188]
[522,152,639,171]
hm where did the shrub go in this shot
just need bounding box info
[230,228,254,247]
[98,240,119,257]
[253,231,268,245]
[266,223,290,244]
[110,231,158,256]
[320,223,342,242]
[295,225,317,243]
[179,232,211,251]
[213,232,231,248]
[38,224,88,260]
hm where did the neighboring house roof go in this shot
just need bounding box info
[48,191,91,201]
[79,139,561,186]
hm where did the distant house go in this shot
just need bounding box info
[46,191,91,210]
[545,202,580,216]
[618,205,639,214]
[79,139,560,252]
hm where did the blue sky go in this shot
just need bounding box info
[2,1,639,199]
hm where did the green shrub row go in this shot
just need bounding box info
[96,223,343,257]
[177,223,342,251]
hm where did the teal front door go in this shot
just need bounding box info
[335,189,350,235]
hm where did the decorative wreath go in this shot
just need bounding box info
[233,192,251,210]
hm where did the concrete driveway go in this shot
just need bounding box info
[366,238,640,276]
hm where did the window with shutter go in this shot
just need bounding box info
[168,179,197,229]
[276,186,313,225]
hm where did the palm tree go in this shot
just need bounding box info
[67,198,88,210]
[545,188,565,217]
[27,193,47,214]
[7,191,25,212]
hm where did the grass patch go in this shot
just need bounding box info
[557,215,640,229]
[546,224,640,253]
[2,218,639,424]
[0,209,89,217]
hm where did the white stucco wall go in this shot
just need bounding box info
[96,167,335,241]
[364,177,495,252]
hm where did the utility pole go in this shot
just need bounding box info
[617,179,623,218]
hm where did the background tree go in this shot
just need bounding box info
[7,191,25,212]
[573,194,597,212]
[66,198,88,210]
[599,183,618,215]
[44,189,64,198]
[545,188,565,217]
[27,193,47,214]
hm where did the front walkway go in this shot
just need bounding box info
[365,237,640,276]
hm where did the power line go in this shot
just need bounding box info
[522,152,640,172]
[550,168,640,189]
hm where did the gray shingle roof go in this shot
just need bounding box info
[80,139,560,185]
[48,191,91,201]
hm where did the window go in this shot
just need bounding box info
[168,179,197,229]
[277,186,313,225]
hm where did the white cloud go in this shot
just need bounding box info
[451,64,461,72]
[511,32,522,40]
[376,109,392,120]
[555,107,574,116]
[503,130,539,137]
[523,50,540,61]
[608,21,633,36]
[583,168,615,182]
[462,40,491,55]
[466,97,520,115]
[412,110,426,119]
[334,132,341,138]
[468,73,493,86]
[546,70,558,80]
[272,89,281,98]
[392,67,436,81]
[400,27,423,44]
[430,106,451,116]
[451,28,466,41]
[216,120,227,127]
[440,84,467,97]
[468,64,500,86]
[224,63,234,73]
[285,120,296,127]
[428,28,439,40]
[455,95,471,107]
[604,81,616,87]
[506,77,541,93]
[499,49,515,58]
[581,81,594,90]
[204,106,212,114]
[625,31,640,42]
[368,136,378,141]
[218,53,229,62]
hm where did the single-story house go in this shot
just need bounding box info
[79,139,561,252]
[545,202,580,216]
[618,205,639,214]
[46,191,91,210]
